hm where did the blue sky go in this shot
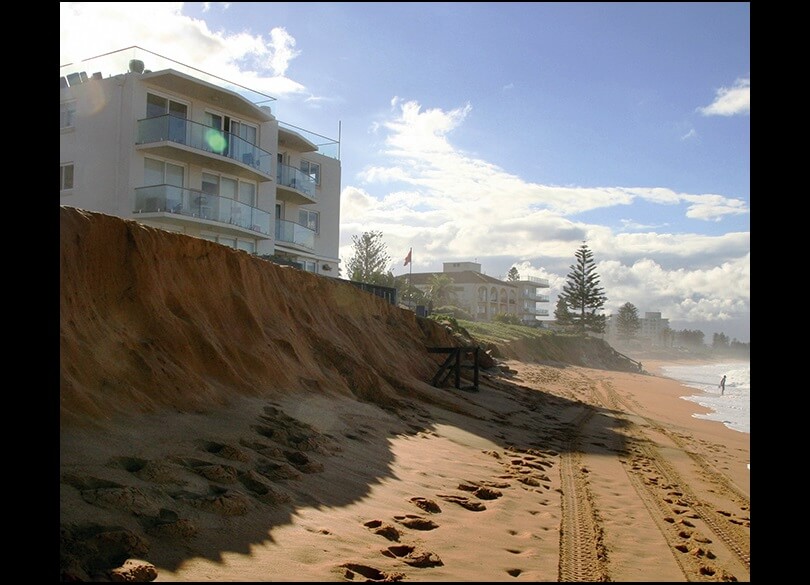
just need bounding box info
[60,2,750,343]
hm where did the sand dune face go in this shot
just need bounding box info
[60,207,749,582]
[60,206,458,426]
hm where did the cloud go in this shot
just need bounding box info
[681,128,697,140]
[360,100,748,220]
[60,3,307,97]
[267,27,299,77]
[201,2,230,12]
[681,194,749,221]
[595,254,749,321]
[340,98,749,339]
[698,77,750,116]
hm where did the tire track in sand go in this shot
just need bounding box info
[557,406,610,582]
[595,377,750,581]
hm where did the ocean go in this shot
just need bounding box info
[658,360,750,435]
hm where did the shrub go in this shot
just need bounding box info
[492,313,521,325]
[433,305,474,321]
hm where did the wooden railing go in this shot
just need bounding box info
[427,346,480,391]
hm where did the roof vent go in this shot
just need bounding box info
[129,59,145,74]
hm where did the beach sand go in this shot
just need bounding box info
[60,360,749,582]
[59,208,750,581]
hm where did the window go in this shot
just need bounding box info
[201,171,256,205]
[60,163,74,191]
[147,93,188,143]
[230,120,257,146]
[300,160,320,185]
[145,159,184,187]
[219,236,237,249]
[201,172,220,196]
[147,93,187,119]
[236,240,256,254]
[60,101,76,129]
[205,111,258,158]
[299,209,319,233]
[144,159,184,211]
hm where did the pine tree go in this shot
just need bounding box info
[615,302,641,340]
[507,266,520,281]
[345,231,393,285]
[554,297,574,330]
[558,243,608,336]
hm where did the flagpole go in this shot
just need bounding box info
[409,250,413,310]
[404,247,413,310]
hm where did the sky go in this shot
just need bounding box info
[60,2,750,343]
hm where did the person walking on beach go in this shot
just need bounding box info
[719,375,726,395]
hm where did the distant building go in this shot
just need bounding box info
[640,312,670,343]
[606,310,671,345]
[407,261,550,325]
[60,47,341,276]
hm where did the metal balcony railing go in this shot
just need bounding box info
[134,184,271,235]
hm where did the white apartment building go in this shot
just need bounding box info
[60,47,341,275]
[605,310,671,345]
[407,261,550,325]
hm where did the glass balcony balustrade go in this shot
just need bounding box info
[137,115,273,175]
[525,275,550,287]
[278,120,339,159]
[134,184,271,235]
[275,218,315,251]
[276,163,317,200]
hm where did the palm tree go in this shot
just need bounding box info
[428,273,457,306]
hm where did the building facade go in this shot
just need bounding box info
[605,310,671,345]
[407,261,550,325]
[60,47,341,275]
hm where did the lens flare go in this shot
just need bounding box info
[205,130,228,152]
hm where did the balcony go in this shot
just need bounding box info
[136,115,273,182]
[276,163,317,205]
[279,123,339,160]
[134,184,271,237]
[275,218,315,251]
[522,276,550,287]
[520,306,550,317]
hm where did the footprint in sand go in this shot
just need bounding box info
[381,544,443,567]
[200,441,252,463]
[437,494,486,511]
[363,520,402,541]
[409,497,442,513]
[393,514,440,530]
[457,483,504,500]
[339,563,404,582]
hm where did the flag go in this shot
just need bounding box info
[404,248,412,266]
